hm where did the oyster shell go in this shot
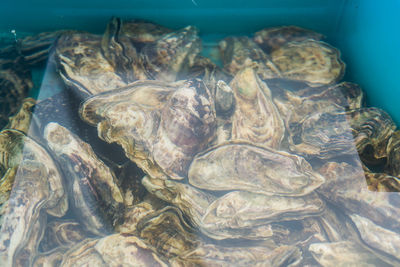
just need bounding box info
[81,79,216,180]
[201,191,325,231]
[44,122,125,235]
[364,171,400,192]
[55,32,126,96]
[219,36,281,79]
[0,130,68,266]
[270,39,345,85]
[101,17,139,83]
[230,67,285,149]
[309,241,392,267]
[60,234,168,266]
[350,214,400,262]
[4,97,35,134]
[120,19,172,46]
[254,25,324,53]
[318,161,400,230]
[139,26,201,82]
[385,131,400,176]
[0,66,33,129]
[188,142,325,196]
[39,219,88,252]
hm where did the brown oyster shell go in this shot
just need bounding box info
[219,36,281,79]
[188,142,325,196]
[386,131,400,176]
[270,39,345,85]
[120,19,172,45]
[55,32,127,96]
[44,122,125,236]
[81,79,216,180]
[230,67,285,149]
[139,26,201,82]
[254,25,324,53]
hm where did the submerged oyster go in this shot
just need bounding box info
[219,36,281,79]
[188,142,325,196]
[60,234,168,266]
[386,131,400,176]
[81,79,216,180]
[254,25,324,53]
[0,130,68,266]
[4,97,35,134]
[120,19,172,46]
[309,241,391,267]
[55,32,126,96]
[139,26,201,82]
[270,39,345,85]
[0,65,33,129]
[364,171,400,192]
[44,122,125,236]
[230,67,285,148]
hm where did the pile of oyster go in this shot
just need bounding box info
[1,18,400,266]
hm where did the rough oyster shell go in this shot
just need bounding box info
[139,26,201,82]
[254,25,324,53]
[230,67,285,149]
[386,131,400,176]
[188,142,325,196]
[44,122,125,236]
[219,36,281,79]
[270,39,345,85]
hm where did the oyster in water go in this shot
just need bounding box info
[44,122,125,236]
[386,131,400,176]
[188,142,325,196]
[139,26,201,82]
[254,25,324,53]
[0,130,68,266]
[230,67,285,149]
[219,36,281,79]
[270,39,345,85]
[55,33,126,96]
[81,79,216,180]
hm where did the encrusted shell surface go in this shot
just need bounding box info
[270,39,345,85]
[188,142,325,196]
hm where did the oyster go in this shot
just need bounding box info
[364,171,400,192]
[4,97,35,134]
[254,26,324,53]
[120,19,172,46]
[139,26,201,82]
[350,214,400,262]
[44,122,125,235]
[309,241,392,267]
[0,167,17,225]
[0,65,33,129]
[39,219,88,252]
[60,234,168,266]
[214,80,235,117]
[55,32,126,96]
[81,79,216,180]
[219,36,281,79]
[318,161,400,230]
[270,39,345,85]
[188,142,325,196]
[385,131,400,176]
[0,130,68,266]
[101,17,139,83]
[230,67,285,149]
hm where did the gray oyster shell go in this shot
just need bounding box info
[188,142,325,196]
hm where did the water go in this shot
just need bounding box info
[0,18,400,266]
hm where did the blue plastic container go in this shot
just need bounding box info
[1,0,399,123]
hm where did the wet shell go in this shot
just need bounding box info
[188,142,325,196]
[120,19,172,46]
[254,25,324,53]
[139,26,201,82]
[55,33,126,96]
[270,39,345,85]
[386,131,400,176]
[230,67,285,149]
[44,122,125,236]
[219,36,281,79]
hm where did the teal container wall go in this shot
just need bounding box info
[1,0,399,123]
